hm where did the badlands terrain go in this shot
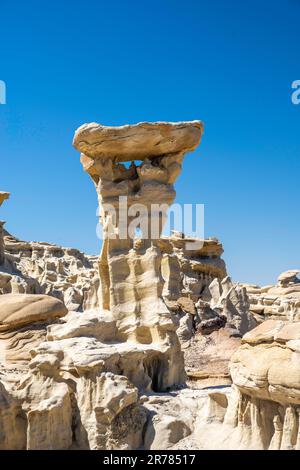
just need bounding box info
[0,121,300,450]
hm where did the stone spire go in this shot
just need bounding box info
[0,192,10,265]
[73,121,203,390]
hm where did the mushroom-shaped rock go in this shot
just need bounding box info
[277,270,300,286]
[0,294,67,331]
[0,192,10,207]
[73,121,203,162]
[241,319,285,345]
[72,120,205,391]
[0,192,10,265]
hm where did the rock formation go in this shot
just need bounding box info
[0,191,9,265]
[141,318,300,450]
[0,294,67,369]
[187,319,300,450]
[1,120,295,451]
[1,193,235,387]
[0,121,211,449]
[0,229,99,311]
[244,270,300,323]
[1,222,235,385]
[0,230,226,317]
[72,121,205,391]
[0,223,249,388]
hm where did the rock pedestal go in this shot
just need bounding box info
[0,192,10,265]
[73,121,204,390]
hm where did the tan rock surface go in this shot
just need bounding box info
[185,328,240,385]
[0,120,282,451]
[143,387,232,450]
[278,270,300,286]
[0,294,67,331]
[0,192,10,207]
[0,294,67,370]
[73,121,203,162]
[231,319,300,404]
[244,269,300,323]
[199,320,300,450]
[154,321,300,450]
[0,120,206,449]
[1,230,100,311]
[0,191,10,265]
[0,301,150,449]
[72,120,207,392]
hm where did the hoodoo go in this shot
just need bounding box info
[73,120,204,390]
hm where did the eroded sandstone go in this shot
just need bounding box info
[1,119,295,451]
[0,121,207,449]
[0,191,9,266]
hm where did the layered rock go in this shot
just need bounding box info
[0,293,67,332]
[0,120,274,450]
[244,269,300,323]
[179,276,256,385]
[0,293,71,449]
[73,121,202,163]
[1,229,226,314]
[0,195,235,388]
[224,319,300,449]
[72,120,205,391]
[0,293,148,450]
[0,191,9,265]
[0,294,67,378]
[161,234,226,304]
[231,320,300,404]
[0,190,251,394]
[0,229,99,311]
[1,228,233,385]
[0,121,207,449]
[141,385,235,450]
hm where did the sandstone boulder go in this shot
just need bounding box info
[73,121,203,162]
[0,294,67,332]
[0,192,9,207]
[278,270,300,286]
[207,320,300,450]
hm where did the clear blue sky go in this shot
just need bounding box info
[1,0,299,286]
